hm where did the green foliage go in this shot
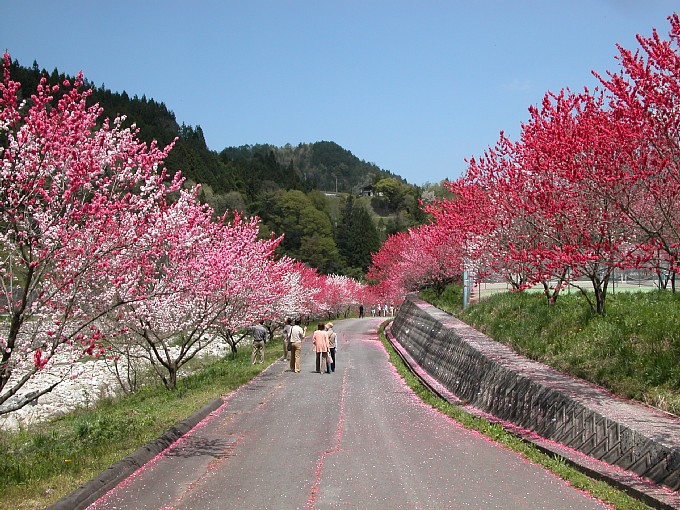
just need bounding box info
[298,233,342,274]
[219,146,305,200]
[373,177,407,212]
[420,284,463,311]
[335,195,382,273]
[254,189,342,272]
[304,141,395,192]
[426,287,680,415]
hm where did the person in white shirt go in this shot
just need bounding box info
[288,318,306,373]
[281,317,292,362]
[326,323,337,373]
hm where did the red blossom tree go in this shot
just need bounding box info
[514,88,639,313]
[0,54,180,412]
[458,134,544,291]
[319,274,363,319]
[365,15,680,314]
[366,222,461,302]
[595,13,680,290]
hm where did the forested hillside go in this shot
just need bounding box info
[225,141,399,194]
[7,58,427,277]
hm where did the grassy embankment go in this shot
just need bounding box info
[421,285,680,416]
[386,285,679,509]
[0,343,283,510]
[377,321,652,510]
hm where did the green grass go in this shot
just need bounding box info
[0,346,281,510]
[377,322,652,510]
[423,286,680,416]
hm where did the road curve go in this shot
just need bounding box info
[86,318,608,510]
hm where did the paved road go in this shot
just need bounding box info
[87,318,608,510]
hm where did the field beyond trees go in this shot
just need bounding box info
[422,286,680,416]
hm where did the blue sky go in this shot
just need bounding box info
[3,1,678,185]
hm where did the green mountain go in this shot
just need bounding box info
[6,58,424,276]
[8,59,404,202]
[218,141,406,197]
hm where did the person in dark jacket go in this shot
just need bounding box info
[251,320,267,364]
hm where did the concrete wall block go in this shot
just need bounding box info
[657,453,680,492]
[576,414,597,452]
[390,295,680,492]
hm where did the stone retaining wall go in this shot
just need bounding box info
[390,295,680,492]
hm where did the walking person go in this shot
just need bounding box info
[359,304,364,318]
[312,322,330,374]
[326,322,337,373]
[251,320,267,364]
[281,318,292,362]
[370,304,375,317]
[289,318,305,373]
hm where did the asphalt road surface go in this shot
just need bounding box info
[87,318,608,510]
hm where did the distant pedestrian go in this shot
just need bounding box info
[251,320,267,364]
[371,304,375,317]
[326,322,337,373]
[312,322,330,374]
[389,304,394,316]
[289,318,305,373]
[359,304,364,318]
[281,318,292,362]
[377,303,382,317]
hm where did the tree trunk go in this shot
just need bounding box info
[165,363,178,390]
[593,275,609,315]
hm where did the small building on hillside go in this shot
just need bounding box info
[359,185,374,196]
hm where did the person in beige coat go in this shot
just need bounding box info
[312,322,330,374]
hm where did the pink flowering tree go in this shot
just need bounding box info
[319,274,364,319]
[263,260,322,324]
[361,280,405,311]
[453,135,541,291]
[366,231,411,299]
[108,192,285,390]
[366,15,680,313]
[400,224,463,295]
[430,89,640,313]
[293,264,328,321]
[514,89,640,312]
[0,55,179,413]
[208,235,292,357]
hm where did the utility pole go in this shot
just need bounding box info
[463,270,470,309]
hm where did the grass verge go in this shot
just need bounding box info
[0,345,281,510]
[421,286,680,416]
[377,321,653,510]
